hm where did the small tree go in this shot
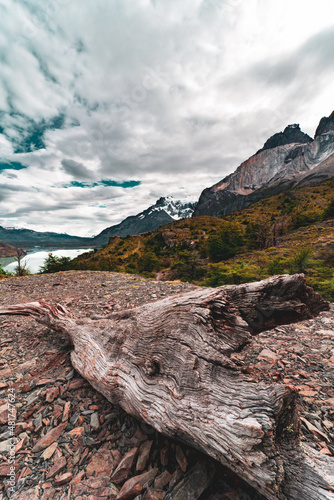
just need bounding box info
[14,248,30,276]
[208,221,244,262]
[289,247,312,274]
[39,253,72,273]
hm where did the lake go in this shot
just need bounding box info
[1,248,93,275]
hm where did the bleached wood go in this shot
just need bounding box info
[1,274,333,500]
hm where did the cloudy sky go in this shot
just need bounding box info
[0,0,333,236]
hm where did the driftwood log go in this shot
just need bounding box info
[1,274,333,500]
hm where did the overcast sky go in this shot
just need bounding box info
[0,0,333,236]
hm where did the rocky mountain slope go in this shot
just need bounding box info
[91,196,196,246]
[193,111,334,217]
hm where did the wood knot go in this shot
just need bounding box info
[144,359,161,377]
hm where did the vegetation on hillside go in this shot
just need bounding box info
[60,179,334,300]
[5,179,330,298]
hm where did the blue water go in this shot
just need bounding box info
[3,248,92,274]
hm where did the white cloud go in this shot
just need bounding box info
[0,0,333,235]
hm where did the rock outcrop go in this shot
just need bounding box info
[315,110,334,137]
[193,111,334,218]
[257,124,312,154]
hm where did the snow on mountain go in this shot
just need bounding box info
[92,196,197,245]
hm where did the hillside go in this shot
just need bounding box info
[0,226,90,250]
[69,179,334,300]
[0,241,26,258]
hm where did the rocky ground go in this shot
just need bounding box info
[0,271,333,500]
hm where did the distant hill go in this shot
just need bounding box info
[0,197,196,250]
[0,226,90,250]
[193,111,334,218]
[70,179,334,301]
[0,241,26,258]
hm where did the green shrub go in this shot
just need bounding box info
[204,262,259,287]
[288,247,312,274]
[267,257,286,275]
[137,252,160,273]
[39,253,72,273]
[171,251,206,282]
[323,198,334,219]
[208,221,244,262]
[0,264,11,276]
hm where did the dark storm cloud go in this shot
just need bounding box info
[61,159,95,180]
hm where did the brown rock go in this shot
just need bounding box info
[68,378,86,390]
[146,488,165,500]
[116,469,159,500]
[72,470,86,485]
[41,487,57,500]
[45,386,60,402]
[111,447,138,484]
[62,401,71,422]
[72,476,119,498]
[52,404,63,419]
[86,448,115,477]
[21,384,32,393]
[32,422,67,452]
[17,467,32,481]
[90,412,100,431]
[34,413,43,432]
[164,461,215,500]
[175,445,188,472]
[37,378,55,386]
[155,470,172,490]
[300,417,330,443]
[136,440,153,472]
[16,420,34,433]
[46,456,66,479]
[42,482,53,489]
[54,471,73,486]
[12,488,39,500]
[0,463,18,476]
[130,428,149,446]
[160,445,169,467]
[0,407,9,425]
[68,426,84,436]
[41,442,58,460]
[258,349,280,363]
[14,437,27,454]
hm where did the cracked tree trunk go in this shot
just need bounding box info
[0,274,333,500]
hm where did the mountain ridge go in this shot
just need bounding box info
[91,196,196,246]
[0,197,196,249]
[193,111,334,218]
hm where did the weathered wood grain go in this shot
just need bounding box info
[1,274,333,499]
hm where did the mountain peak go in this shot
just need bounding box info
[92,196,196,244]
[315,110,334,137]
[257,123,313,154]
[194,109,334,218]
